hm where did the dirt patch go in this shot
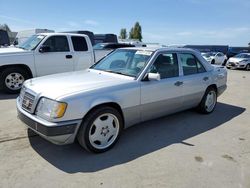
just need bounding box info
[194,156,203,162]
[222,154,237,163]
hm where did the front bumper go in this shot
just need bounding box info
[17,99,82,145]
[226,62,246,69]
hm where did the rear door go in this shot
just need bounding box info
[178,53,210,109]
[35,35,74,76]
[70,36,94,70]
[140,52,183,121]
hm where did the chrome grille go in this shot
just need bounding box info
[21,92,35,112]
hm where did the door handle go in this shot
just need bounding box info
[203,77,209,81]
[66,55,72,59]
[174,81,183,86]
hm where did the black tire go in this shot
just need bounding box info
[77,106,123,153]
[211,59,215,64]
[0,67,29,94]
[246,64,250,71]
[197,87,217,114]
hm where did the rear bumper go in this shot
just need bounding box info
[17,99,82,145]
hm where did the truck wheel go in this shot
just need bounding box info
[246,64,250,71]
[211,59,215,64]
[197,87,217,114]
[0,67,29,94]
[77,106,123,153]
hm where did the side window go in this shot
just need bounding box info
[43,36,69,52]
[71,36,88,51]
[217,53,222,57]
[149,53,179,79]
[179,53,206,75]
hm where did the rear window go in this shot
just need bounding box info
[71,36,88,51]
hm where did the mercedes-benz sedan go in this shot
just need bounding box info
[17,47,227,153]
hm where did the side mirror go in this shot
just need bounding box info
[148,73,161,81]
[13,40,18,45]
[39,45,50,53]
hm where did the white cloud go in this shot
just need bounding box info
[84,20,99,26]
[67,21,81,28]
[0,15,35,25]
[176,32,193,36]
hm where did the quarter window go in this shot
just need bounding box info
[179,53,206,75]
[43,36,69,52]
[149,53,179,79]
[71,36,88,51]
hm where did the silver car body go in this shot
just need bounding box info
[17,47,227,145]
[226,53,250,69]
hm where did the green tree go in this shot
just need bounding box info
[133,22,142,41]
[119,28,127,39]
[129,27,134,39]
[128,22,142,41]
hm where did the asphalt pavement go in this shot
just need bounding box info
[0,69,249,188]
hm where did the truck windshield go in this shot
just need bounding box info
[90,49,152,77]
[18,35,45,50]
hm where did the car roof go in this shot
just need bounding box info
[39,32,88,37]
[123,47,200,53]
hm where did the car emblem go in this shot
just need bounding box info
[24,99,30,108]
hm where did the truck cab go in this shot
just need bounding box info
[0,33,94,93]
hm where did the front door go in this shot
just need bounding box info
[140,52,183,121]
[34,35,74,76]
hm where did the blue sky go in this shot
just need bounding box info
[0,0,250,46]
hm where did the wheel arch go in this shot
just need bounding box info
[207,84,218,94]
[82,101,125,129]
[0,64,33,78]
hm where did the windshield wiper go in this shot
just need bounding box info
[103,70,134,77]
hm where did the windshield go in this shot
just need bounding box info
[18,35,45,50]
[90,49,153,77]
[235,53,250,58]
[93,43,106,50]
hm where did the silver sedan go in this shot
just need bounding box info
[17,47,227,153]
[226,53,250,70]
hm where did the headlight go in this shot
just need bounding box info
[36,98,67,119]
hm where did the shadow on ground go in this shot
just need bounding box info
[29,102,245,173]
[0,91,18,100]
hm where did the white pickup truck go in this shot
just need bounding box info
[0,33,103,93]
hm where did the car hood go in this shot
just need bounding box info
[228,57,248,63]
[0,47,29,55]
[24,69,134,99]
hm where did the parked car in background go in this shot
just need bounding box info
[93,43,135,62]
[0,29,10,47]
[226,53,250,70]
[226,47,250,59]
[17,47,227,153]
[0,33,104,93]
[201,52,227,65]
[94,34,118,44]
